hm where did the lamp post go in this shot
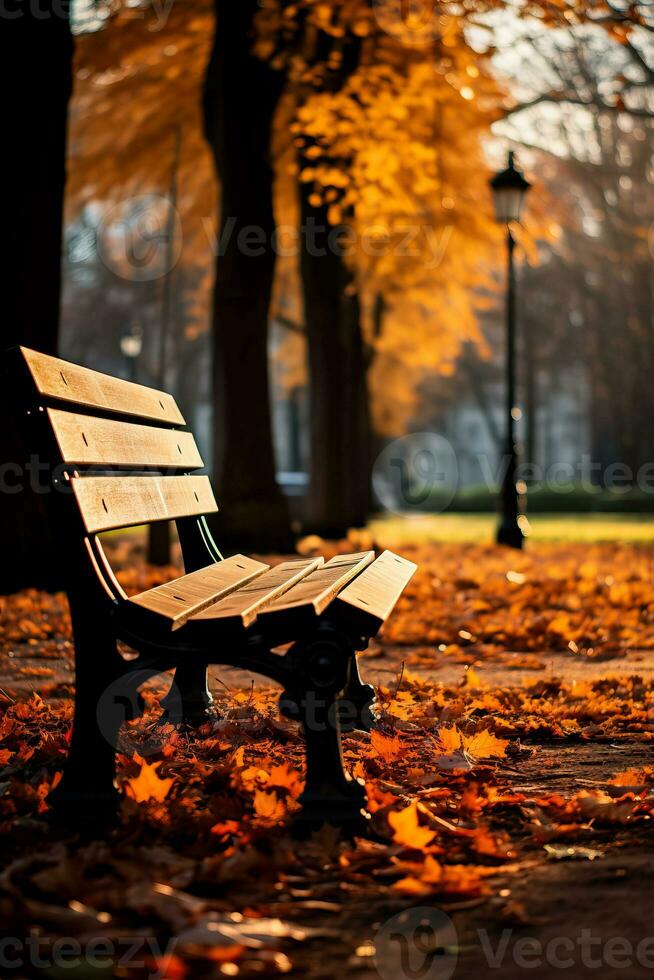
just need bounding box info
[120,323,143,383]
[489,151,531,549]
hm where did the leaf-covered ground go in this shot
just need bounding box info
[2,535,654,978]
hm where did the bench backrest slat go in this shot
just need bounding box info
[48,409,204,469]
[71,474,218,533]
[21,347,185,425]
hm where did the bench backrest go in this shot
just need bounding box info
[9,347,218,536]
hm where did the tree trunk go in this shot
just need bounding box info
[203,0,292,553]
[299,188,372,536]
[0,8,73,594]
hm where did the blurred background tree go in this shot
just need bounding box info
[2,0,651,591]
[0,3,73,591]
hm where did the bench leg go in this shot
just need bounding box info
[340,653,376,733]
[281,628,369,833]
[295,689,368,832]
[163,663,214,726]
[48,614,124,820]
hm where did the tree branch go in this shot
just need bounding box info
[504,91,653,119]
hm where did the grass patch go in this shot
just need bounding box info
[369,512,654,545]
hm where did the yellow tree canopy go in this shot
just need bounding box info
[68,0,640,425]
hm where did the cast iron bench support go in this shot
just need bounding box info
[5,346,416,832]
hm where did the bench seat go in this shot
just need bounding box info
[7,345,418,832]
[120,550,416,647]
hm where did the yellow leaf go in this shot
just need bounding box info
[436,725,462,753]
[547,615,571,636]
[392,875,429,896]
[125,758,174,803]
[463,667,486,689]
[388,803,435,849]
[463,730,508,760]
[253,789,286,823]
[266,764,303,798]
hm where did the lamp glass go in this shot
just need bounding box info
[492,186,527,224]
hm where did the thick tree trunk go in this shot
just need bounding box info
[203,0,292,553]
[300,188,372,536]
[0,9,73,594]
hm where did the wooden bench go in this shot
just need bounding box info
[5,347,417,830]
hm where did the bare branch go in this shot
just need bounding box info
[504,92,654,119]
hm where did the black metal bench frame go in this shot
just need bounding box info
[5,347,416,831]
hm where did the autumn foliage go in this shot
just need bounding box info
[2,535,654,974]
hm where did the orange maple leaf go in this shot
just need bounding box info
[266,763,303,798]
[436,725,508,761]
[388,803,435,849]
[464,730,508,760]
[125,757,174,803]
[393,853,443,894]
[369,730,402,764]
[253,789,286,823]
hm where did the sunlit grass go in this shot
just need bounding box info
[368,512,654,545]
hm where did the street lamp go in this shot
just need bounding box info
[120,323,143,383]
[489,150,531,549]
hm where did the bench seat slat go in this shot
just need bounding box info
[330,550,417,636]
[21,347,184,425]
[190,557,324,630]
[48,409,203,469]
[71,474,218,533]
[256,552,375,632]
[128,555,269,629]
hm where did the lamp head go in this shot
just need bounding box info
[490,150,531,224]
